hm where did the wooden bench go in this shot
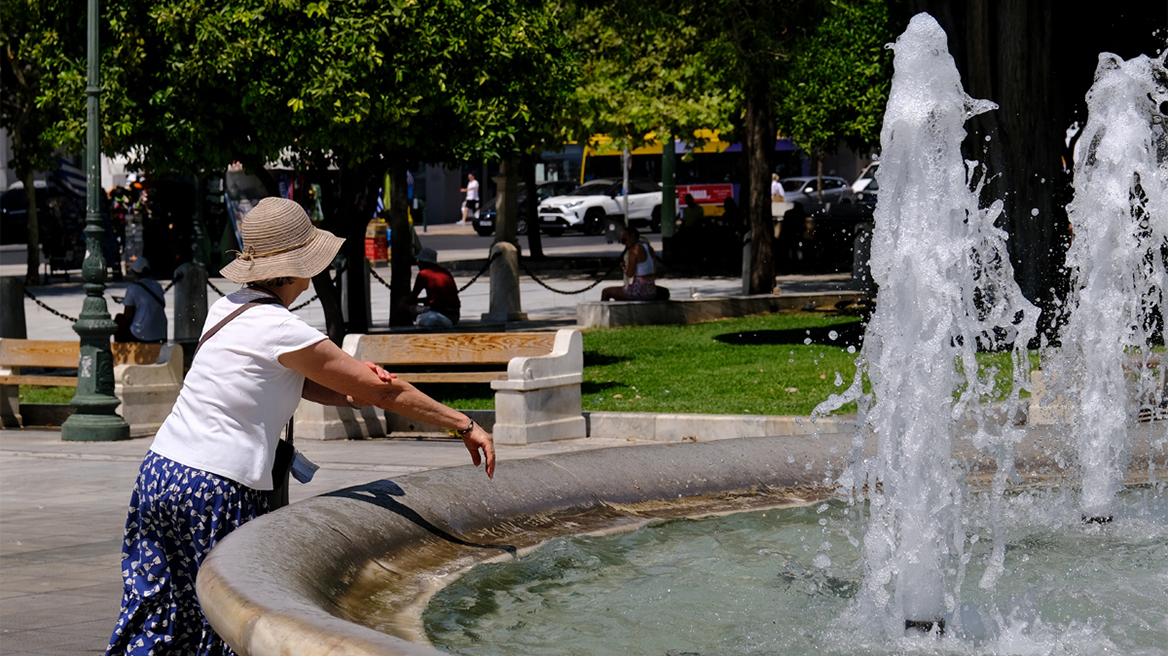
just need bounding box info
[294,329,586,445]
[0,339,183,435]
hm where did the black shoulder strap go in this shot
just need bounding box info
[130,281,166,308]
[193,297,282,358]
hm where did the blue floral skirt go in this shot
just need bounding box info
[106,450,268,655]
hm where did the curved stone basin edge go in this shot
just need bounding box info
[196,427,1167,656]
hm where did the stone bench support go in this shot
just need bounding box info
[114,344,185,437]
[490,329,585,445]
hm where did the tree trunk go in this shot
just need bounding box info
[816,156,825,205]
[335,165,381,335]
[494,157,520,248]
[389,160,414,327]
[22,170,40,286]
[745,92,776,294]
[520,154,544,259]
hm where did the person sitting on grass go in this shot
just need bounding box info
[601,226,658,302]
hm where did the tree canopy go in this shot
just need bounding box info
[774,0,893,160]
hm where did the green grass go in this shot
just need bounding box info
[419,312,867,416]
[18,386,75,404]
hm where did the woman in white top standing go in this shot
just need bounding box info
[105,198,495,656]
[601,226,658,301]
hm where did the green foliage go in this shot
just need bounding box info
[0,0,86,175]
[773,0,896,156]
[563,2,736,151]
[78,0,576,174]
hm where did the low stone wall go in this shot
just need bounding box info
[577,291,866,328]
[362,410,855,443]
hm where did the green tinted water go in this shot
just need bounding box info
[424,487,1167,655]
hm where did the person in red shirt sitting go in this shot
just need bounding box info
[400,247,461,327]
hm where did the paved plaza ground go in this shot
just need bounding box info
[0,223,861,655]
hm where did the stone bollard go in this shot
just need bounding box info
[173,263,207,370]
[482,241,528,322]
[0,277,27,339]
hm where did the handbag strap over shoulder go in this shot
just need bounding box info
[193,295,283,358]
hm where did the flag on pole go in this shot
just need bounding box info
[54,157,87,197]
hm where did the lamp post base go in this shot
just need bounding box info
[61,412,131,442]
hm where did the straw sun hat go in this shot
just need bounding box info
[220,198,345,284]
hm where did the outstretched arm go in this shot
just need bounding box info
[282,339,495,477]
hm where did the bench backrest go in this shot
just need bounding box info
[0,339,163,369]
[349,332,558,366]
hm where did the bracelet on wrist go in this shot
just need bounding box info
[455,417,475,437]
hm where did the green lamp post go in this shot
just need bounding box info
[61,0,130,442]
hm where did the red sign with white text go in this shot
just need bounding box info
[676,184,734,205]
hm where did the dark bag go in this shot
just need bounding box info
[654,286,671,301]
[268,421,295,509]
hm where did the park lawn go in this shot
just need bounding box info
[18,386,75,404]
[418,312,868,416]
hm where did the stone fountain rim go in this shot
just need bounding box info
[195,425,1165,656]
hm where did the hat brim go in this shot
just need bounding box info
[220,228,345,283]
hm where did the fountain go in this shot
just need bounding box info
[1044,48,1168,522]
[810,13,1039,635]
[194,14,1167,656]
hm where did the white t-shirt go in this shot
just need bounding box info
[124,279,168,341]
[149,289,327,489]
[770,179,785,200]
[466,179,479,201]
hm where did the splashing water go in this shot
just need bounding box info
[1046,51,1168,520]
[814,13,1038,635]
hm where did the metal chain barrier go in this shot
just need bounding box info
[457,252,498,293]
[21,252,619,325]
[23,287,78,323]
[369,266,391,290]
[519,258,624,295]
[368,253,498,294]
[206,279,229,298]
[289,294,318,311]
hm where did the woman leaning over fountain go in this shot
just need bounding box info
[104,198,496,656]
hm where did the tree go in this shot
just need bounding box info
[0,0,85,285]
[774,0,895,198]
[92,0,572,337]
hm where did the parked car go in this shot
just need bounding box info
[538,178,662,236]
[778,176,855,210]
[852,161,879,205]
[473,180,578,236]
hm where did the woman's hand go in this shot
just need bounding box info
[364,362,396,382]
[461,423,496,479]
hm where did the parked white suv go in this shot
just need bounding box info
[538,178,663,236]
